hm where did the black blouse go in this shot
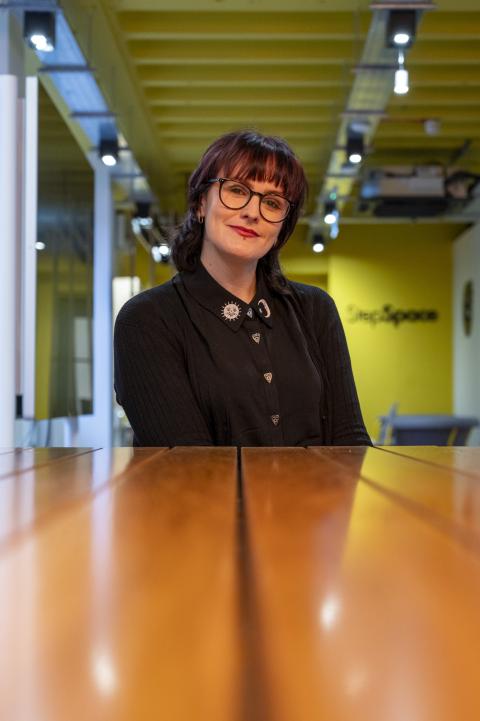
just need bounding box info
[114,262,371,447]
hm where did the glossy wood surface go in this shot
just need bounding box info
[381,445,480,478]
[0,447,92,477]
[311,446,480,542]
[2,445,480,721]
[0,448,163,549]
[243,446,480,721]
[0,447,239,721]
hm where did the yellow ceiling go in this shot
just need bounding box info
[58,0,480,221]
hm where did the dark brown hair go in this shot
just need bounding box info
[171,130,308,294]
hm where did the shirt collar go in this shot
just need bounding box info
[180,262,273,332]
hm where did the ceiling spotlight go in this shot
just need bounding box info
[159,243,170,257]
[393,32,409,45]
[394,50,409,95]
[151,246,163,263]
[386,10,416,49]
[346,131,364,165]
[134,202,153,228]
[24,11,56,53]
[323,200,338,225]
[101,154,117,167]
[394,68,409,95]
[99,137,118,167]
[151,244,171,263]
[312,234,325,254]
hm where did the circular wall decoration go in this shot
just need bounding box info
[463,280,473,337]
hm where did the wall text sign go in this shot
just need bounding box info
[346,304,439,327]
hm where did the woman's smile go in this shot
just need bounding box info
[227,225,260,238]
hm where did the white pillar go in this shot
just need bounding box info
[21,76,38,420]
[0,74,18,447]
[93,159,114,446]
[78,157,114,447]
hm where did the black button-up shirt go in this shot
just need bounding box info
[114,262,370,447]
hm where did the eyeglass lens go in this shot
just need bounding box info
[219,180,289,222]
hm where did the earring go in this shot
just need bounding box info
[198,216,204,224]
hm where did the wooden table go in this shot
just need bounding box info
[1,445,480,721]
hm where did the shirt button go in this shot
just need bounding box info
[252,332,261,344]
[271,414,280,426]
[247,308,254,318]
[264,372,273,383]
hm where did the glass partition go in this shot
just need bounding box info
[35,85,94,419]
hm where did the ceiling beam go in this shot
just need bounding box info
[118,11,370,39]
[118,10,480,40]
[127,38,480,67]
[144,86,346,103]
[128,39,362,64]
[136,64,480,87]
[60,0,172,201]
[389,88,480,105]
[151,111,339,123]
[113,0,374,11]
[137,64,350,85]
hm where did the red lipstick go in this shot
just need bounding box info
[228,225,259,238]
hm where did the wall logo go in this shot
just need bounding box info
[346,304,439,328]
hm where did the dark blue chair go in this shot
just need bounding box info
[379,411,479,446]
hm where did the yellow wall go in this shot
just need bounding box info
[35,273,54,420]
[35,259,93,420]
[327,223,464,440]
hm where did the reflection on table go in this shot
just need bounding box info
[1,445,480,721]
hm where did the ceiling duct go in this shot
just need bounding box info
[307,1,434,238]
[359,165,480,219]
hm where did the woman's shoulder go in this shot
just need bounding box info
[286,279,336,312]
[115,276,181,328]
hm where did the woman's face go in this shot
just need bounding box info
[199,174,286,267]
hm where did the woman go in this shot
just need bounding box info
[114,130,371,447]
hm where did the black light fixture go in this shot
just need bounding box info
[135,202,151,219]
[151,243,171,263]
[134,201,153,229]
[323,200,338,225]
[312,233,325,254]
[386,10,417,49]
[346,131,364,165]
[99,137,119,167]
[24,11,56,53]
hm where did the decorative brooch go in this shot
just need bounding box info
[257,299,271,318]
[221,301,242,321]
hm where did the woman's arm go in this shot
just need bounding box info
[114,307,214,447]
[319,293,372,446]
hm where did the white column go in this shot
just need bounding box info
[453,224,480,446]
[0,74,18,447]
[93,159,114,447]
[21,76,38,420]
[78,157,114,447]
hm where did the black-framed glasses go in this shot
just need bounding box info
[208,178,293,223]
